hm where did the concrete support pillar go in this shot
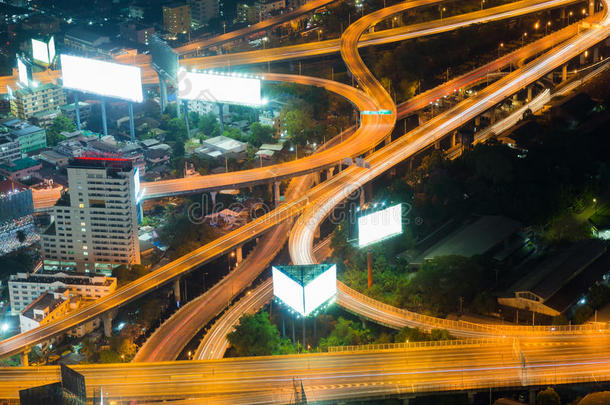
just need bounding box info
[562,64,568,81]
[314,225,321,239]
[468,391,476,404]
[451,132,457,147]
[327,167,335,179]
[128,102,135,142]
[103,312,113,338]
[183,100,191,139]
[359,188,366,207]
[20,348,30,367]
[589,0,595,15]
[273,181,281,206]
[236,245,243,264]
[159,75,168,112]
[594,46,599,61]
[176,97,181,119]
[527,86,533,103]
[474,116,481,127]
[218,103,224,132]
[173,278,181,305]
[313,172,320,186]
[434,140,441,150]
[513,93,519,102]
[74,91,81,131]
[100,98,108,137]
[490,109,496,124]
[210,191,217,207]
[529,388,537,405]
[580,52,586,65]
[384,135,391,146]
[561,7,566,21]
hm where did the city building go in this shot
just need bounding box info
[0,157,42,181]
[9,271,117,314]
[60,101,92,123]
[63,28,110,55]
[237,0,286,23]
[0,134,21,163]
[30,108,61,128]
[18,287,103,340]
[196,135,247,158]
[190,0,219,26]
[120,22,155,45]
[41,157,141,273]
[128,3,146,19]
[499,240,610,317]
[163,2,191,35]
[19,290,71,334]
[0,119,47,153]
[0,179,36,255]
[9,83,66,120]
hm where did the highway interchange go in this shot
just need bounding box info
[1,0,610,401]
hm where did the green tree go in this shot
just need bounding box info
[572,304,594,324]
[99,349,121,363]
[46,115,75,146]
[318,317,372,350]
[198,112,220,137]
[112,264,149,286]
[227,311,281,356]
[249,122,275,147]
[537,387,561,405]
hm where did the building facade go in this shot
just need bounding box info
[0,135,21,162]
[0,118,47,153]
[190,0,219,26]
[41,157,141,273]
[163,2,191,34]
[120,22,155,45]
[9,271,117,314]
[9,83,66,120]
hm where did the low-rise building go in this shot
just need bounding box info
[0,134,21,163]
[19,289,70,334]
[0,157,42,181]
[120,22,155,45]
[0,118,47,153]
[9,83,66,120]
[63,28,110,54]
[9,271,117,314]
[60,102,92,123]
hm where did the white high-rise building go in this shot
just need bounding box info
[41,157,141,273]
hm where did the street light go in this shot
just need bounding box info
[568,10,573,24]
[440,7,446,19]
[534,21,540,30]
[546,20,551,35]
[498,42,504,59]
[317,29,323,41]
[521,32,527,47]
[481,0,485,9]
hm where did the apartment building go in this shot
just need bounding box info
[9,271,117,314]
[9,83,66,120]
[163,2,191,34]
[190,0,219,26]
[41,157,141,273]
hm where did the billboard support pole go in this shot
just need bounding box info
[100,97,108,136]
[176,97,181,119]
[367,247,373,288]
[159,74,168,112]
[183,100,191,138]
[128,102,135,142]
[74,91,81,131]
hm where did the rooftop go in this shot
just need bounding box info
[68,157,133,173]
[412,216,522,264]
[0,179,28,195]
[0,157,41,172]
[10,271,115,287]
[21,291,67,322]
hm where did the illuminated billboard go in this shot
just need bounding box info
[150,35,179,81]
[17,58,31,86]
[32,37,55,65]
[272,264,337,316]
[357,203,402,248]
[178,71,262,106]
[133,167,142,203]
[60,54,143,102]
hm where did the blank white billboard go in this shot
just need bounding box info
[60,54,143,103]
[272,267,305,315]
[272,265,337,316]
[178,71,262,106]
[358,203,402,248]
[17,58,29,86]
[303,265,336,315]
[48,36,55,63]
[32,38,50,64]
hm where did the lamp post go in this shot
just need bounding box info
[521,32,527,47]
[317,29,322,41]
[546,21,551,35]
[440,6,446,20]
